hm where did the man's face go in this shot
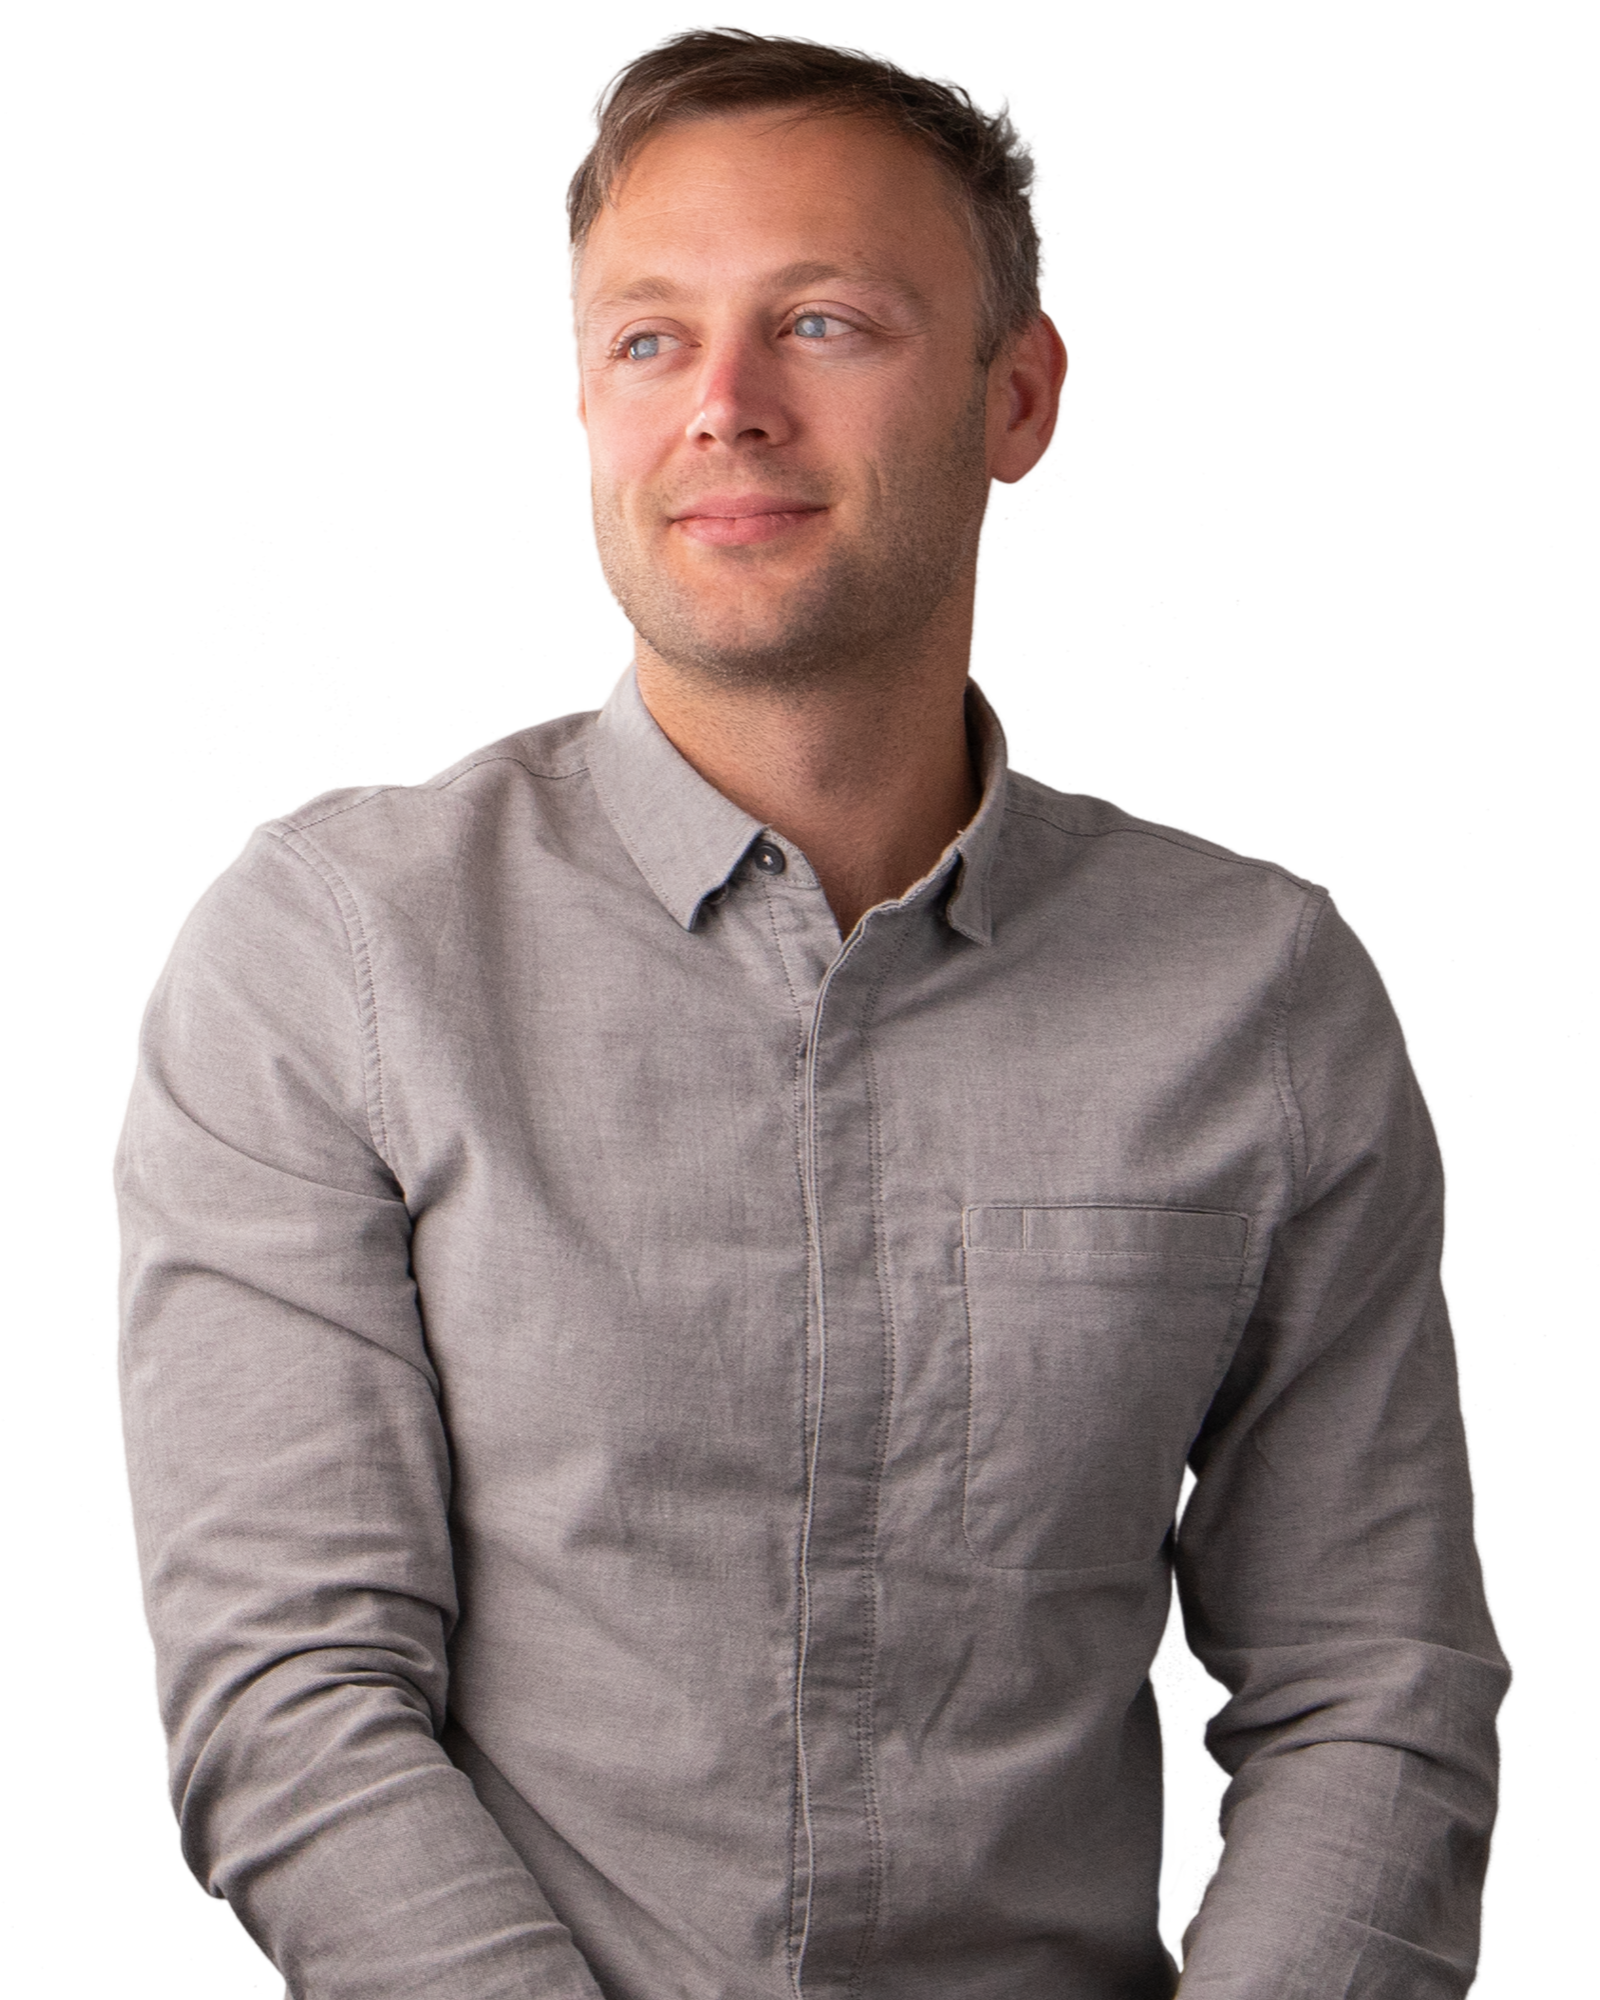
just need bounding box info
[575,108,999,690]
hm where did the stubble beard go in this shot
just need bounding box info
[592,387,990,696]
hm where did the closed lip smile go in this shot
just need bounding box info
[670,494,827,547]
[672,496,824,520]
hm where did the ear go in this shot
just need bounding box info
[986,314,1068,485]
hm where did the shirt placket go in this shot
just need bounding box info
[785,896,915,1997]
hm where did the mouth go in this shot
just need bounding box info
[669,495,828,549]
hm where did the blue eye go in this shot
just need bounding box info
[793,314,830,338]
[625,333,662,360]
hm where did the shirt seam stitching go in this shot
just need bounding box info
[845,924,914,1992]
[265,824,393,1164]
[1000,796,1336,892]
[1274,888,1330,1209]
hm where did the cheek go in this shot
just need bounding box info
[825,366,969,467]
[584,391,677,501]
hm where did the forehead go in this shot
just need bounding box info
[576,107,977,302]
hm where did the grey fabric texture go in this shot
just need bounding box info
[117,671,1506,2000]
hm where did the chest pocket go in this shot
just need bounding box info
[962,1203,1249,1571]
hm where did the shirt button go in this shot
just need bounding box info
[751,840,786,875]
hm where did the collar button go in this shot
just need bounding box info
[752,840,787,875]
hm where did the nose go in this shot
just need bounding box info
[686,331,793,450]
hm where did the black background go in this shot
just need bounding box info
[12,7,1584,1992]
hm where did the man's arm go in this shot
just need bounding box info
[117,827,603,2000]
[1174,899,1508,1997]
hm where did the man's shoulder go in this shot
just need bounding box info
[1000,768,1321,904]
[256,708,603,881]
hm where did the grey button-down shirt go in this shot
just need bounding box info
[118,672,1506,2000]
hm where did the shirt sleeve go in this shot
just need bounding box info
[1173,895,1509,1998]
[116,826,604,2000]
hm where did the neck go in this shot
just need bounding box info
[633,613,981,938]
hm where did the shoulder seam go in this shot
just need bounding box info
[1272,888,1328,1200]
[262,824,394,1167]
[432,749,591,792]
[1000,796,1336,892]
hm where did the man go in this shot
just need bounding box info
[118,29,1506,2000]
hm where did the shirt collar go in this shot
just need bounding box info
[587,667,1008,943]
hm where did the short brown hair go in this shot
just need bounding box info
[567,28,1041,364]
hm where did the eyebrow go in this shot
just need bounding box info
[583,260,933,321]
